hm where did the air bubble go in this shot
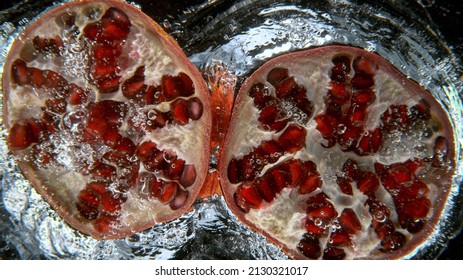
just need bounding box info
[147,110,157,120]
[162,19,172,29]
[373,211,387,223]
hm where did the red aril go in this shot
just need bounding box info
[3,0,210,239]
[219,46,455,259]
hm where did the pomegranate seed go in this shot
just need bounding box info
[97,75,120,93]
[356,171,379,195]
[305,219,326,236]
[78,189,100,208]
[401,197,431,219]
[93,214,116,233]
[159,182,178,204]
[330,55,351,82]
[351,74,374,89]
[91,163,117,181]
[256,178,276,203]
[330,230,351,247]
[329,81,350,101]
[315,113,337,138]
[122,67,147,100]
[342,159,359,181]
[307,205,337,221]
[259,104,279,125]
[46,97,67,114]
[170,189,189,210]
[76,201,99,220]
[275,76,298,98]
[266,67,289,86]
[171,98,190,125]
[431,136,448,167]
[348,105,366,127]
[102,7,131,27]
[167,158,185,180]
[144,151,167,172]
[32,36,62,54]
[299,174,322,194]
[187,97,203,120]
[389,165,412,184]
[269,168,288,192]
[87,115,108,138]
[277,124,307,153]
[136,141,158,162]
[92,60,118,79]
[242,154,256,181]
[249,83,274,109]
[83,23,102,40]
[178,73,195,97]
[366,196,391,215]
[143,85,162,104]
[102,100,128,125]
[162,74,194,101]
[400,180,429,200]
[147,110,170,129]
[112,137,136,157]
[410,99,431,120]
[28,67,46,88]
[180,164,196,188]
[100,20,129,41]
[373,219,395,240]
[405,158,425,174]
[281,159,302,186]
[8,122,35,150]
[44,70,68,89]
[336,177,353,195]
[371,128,382,152]
[380,231,406,252]
[146,175,162,198]
[235,184,263,211]
[228,158,243,184]
[323,247,346,260]
[93,45,122,60]
[87,182,108,196]
[100,192,122,213]
[267,120,288,132]
[298,234,321,259]
[338,126,361,151]
[67,84,88,105]
[338,208,362,234]
[353,56,377,76]
[353,90,375,106]
[260,140,283,156]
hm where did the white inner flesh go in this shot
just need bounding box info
[226,53,444,259]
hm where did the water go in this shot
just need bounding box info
[1,0,462,259]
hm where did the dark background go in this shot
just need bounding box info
[0,0,462,259]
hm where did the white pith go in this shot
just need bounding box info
[4,2,209,234]
[225,51,450,259]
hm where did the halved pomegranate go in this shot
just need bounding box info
[2,0,211,239]
[219,46,456,259]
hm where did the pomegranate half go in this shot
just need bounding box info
[2,0,211,239]
[219,46,456,259]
